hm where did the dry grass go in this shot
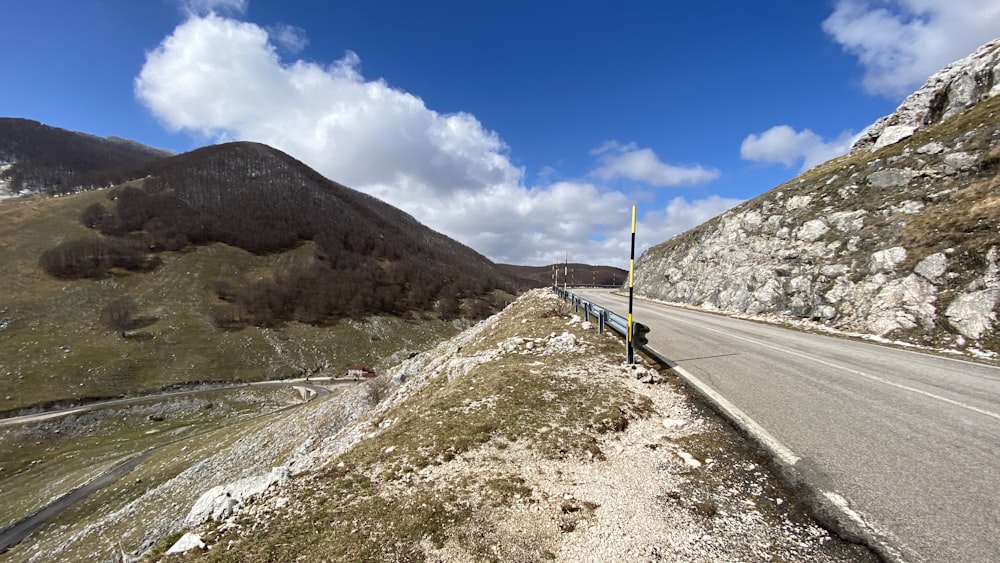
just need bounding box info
[162,293,656,562]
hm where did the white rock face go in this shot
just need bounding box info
[873,125,917,150]
[944,152,978,172]
[947,290,998,339]
[853,39,1000,152]
[186,467,289,526]
[796,220,829,242]
[633,39,1000,351]
[870,247,907,273]
[167,533,205,554]
[945,248,1000,339]
[867,169,914,188]
[915,253,948,283]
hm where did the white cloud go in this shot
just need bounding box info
[636,196,742,258]
[823,0,1000,98]
[136,14,521,197]
[135,13,736,266]
[591,141,720,186]
[267,23,308,54]
[740,125,857,171]
[180,0,247,16]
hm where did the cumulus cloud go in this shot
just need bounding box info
[267,23,308,54]
[591,141,720,186]
[823,0,1000,98]
[740,125,857,171]
[136,14,521,197]
[635,196,742,257]
[180,0,247,16]
[135,13,732,266]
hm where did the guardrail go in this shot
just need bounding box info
[554,286,655,353]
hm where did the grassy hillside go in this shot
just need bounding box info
[0,189,461,414]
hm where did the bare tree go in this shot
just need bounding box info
[100,296,140,338]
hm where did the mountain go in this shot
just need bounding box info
[0,118,172,196]
[499,263,628,288]
[39,141,524,326]
[0,137,524,414]
[633,38,1000,355]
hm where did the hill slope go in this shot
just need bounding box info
[633,39,1000,356]
[5,290,874,562]
[80,141,523,325]
[0,141,520,414]
[499,262,628,287]
[0,118,171,196]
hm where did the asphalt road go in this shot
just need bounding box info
[0,380,337,427]
[575,288,1000,563]
[0,451,154,554]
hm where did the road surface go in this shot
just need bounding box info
[0,380,337,427]
[575,288,1000,563]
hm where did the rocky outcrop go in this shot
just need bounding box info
[853,39,1000,152]
[634,40,1000,354]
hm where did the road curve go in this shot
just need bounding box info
[0,380,336,553]
[0,379,340,428]
[575,288,1000,563]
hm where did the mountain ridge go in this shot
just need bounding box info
[634,38,1000,356]
[0,117,172,196]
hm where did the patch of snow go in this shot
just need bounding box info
[968,348,998,359]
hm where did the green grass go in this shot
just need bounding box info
[0,188,461,413]
[0,385,308,531]
[6,385,352,562]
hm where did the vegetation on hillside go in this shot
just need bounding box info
[0,118,170,194]
[0,189,465,414]
[35,142,522,327]
[499,262,627,287]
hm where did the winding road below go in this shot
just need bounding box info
[575,288,1000,563]
[0,381,334,553]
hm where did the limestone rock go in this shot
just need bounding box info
[943,152,978,173]
[915,253,948,283]
[167,533,206,554]
[867,169,914,188]
[633,39,1000,351]
[853,39,1000,153]
[946,289,999,340]
[796,220,829,242]
[870,247,906,273]
[186,467,289,526]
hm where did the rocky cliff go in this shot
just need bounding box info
[634,39,1000,356]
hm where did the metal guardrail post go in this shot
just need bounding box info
[598,309,605,334]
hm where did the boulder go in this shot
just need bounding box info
[167,533,205,554]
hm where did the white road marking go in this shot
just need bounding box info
[653,308,1000,422]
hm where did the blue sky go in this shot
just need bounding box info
[3,1,999,266]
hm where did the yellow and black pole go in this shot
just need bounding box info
[627,204,636,364]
